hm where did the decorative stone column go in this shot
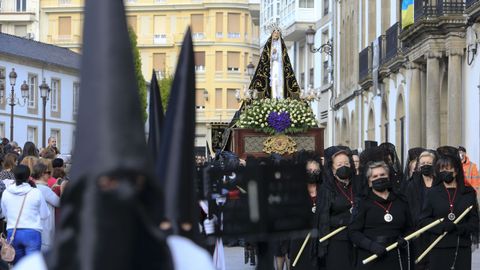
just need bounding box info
[426,51,442,149]
[446,47,464,146]
[408,62,422,147]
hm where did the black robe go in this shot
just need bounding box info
[348,191,413,270]
[313,176,363,270]
[418,184,479,270]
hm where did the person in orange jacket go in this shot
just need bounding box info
[458,146,480,192]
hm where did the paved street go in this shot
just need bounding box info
[224,246,480,270]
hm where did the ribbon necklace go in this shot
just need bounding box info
[444,185,458,221]
[336,181,354,214]
[373,200,393,223]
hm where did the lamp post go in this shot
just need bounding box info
[247,62,255,80]
[306,26,333,55]
[7,68,29,141]
[39,79,51,148]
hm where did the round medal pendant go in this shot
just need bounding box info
[312,206,316,213]
[384,213,393,223]
[448,212,456,221]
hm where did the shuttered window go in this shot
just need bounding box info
[127,16,137,32]
[191,14,204,33]
[215,88,223,108]
[58,17,71,36]
[227,13,240,37]
[216,13,223,34]
[227,52,240,71]
[215,51,223,71]
[196,89,205,107]
[195,52,205,71]
[227,89,238,109]
[153,53,166,72]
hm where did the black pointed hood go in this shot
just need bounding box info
[148,70,165,162]
[46,0,172,269]
[156,28,198,239]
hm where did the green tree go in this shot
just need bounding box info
[158,75,173,112]
[128,28,148,122]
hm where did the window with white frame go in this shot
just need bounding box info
[299,0,314,8]
[27,126,38,145]
[27,74,37,109]
[51,79,60,112]
[16,0,26,12]
[73,82,80,114]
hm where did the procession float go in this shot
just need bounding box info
[224,26,324,158]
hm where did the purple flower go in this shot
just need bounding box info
[267,111,291,133]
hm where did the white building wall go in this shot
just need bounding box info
[463,23,480,165]
[0,59,78,154]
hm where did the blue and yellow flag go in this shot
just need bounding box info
[402,0,414,29]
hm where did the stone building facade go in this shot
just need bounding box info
[323,0,480,166]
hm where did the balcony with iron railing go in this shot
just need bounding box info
[358,46,372,85]
[466,0,480,20]
[414,0,465,21]
[466,0,479,8]
[401,0,466,53]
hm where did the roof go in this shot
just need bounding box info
[0,33,80,70]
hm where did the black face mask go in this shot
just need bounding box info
[438,171,455,184]
[306,171,321,184]
[335,166,352,180]
[420,165,434,177]
[371,177,392,192]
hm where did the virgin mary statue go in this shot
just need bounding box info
[248,27,300,99]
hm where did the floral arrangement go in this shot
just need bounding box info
[238,98,318,134]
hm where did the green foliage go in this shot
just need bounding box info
[158,75,173,112]
[238,98,318,135]
[128,28,148,122]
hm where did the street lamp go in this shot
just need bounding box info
[305,26,333,55]
[7,68,29,141]
[247,62,255,79]
[39,78,51,148]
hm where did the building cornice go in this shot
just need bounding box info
[0,52,79,76]
[0,112,75,125]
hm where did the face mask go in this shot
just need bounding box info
[371,177,392,192]
[420,165,434,176]
[306,171,320,183]
[335,166,352,180]
[438,171,455,184]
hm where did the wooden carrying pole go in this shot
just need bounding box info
[362,218,444,265]
[415,205,473,264]
[318,226,347,243]
[292,232,311,267]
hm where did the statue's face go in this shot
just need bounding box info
[272,30,280,40]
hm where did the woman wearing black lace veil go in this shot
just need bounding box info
[313,146,365,269]
[418,146,479,270]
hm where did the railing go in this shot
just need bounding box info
[414,0,465,21]
[359,46,371,82]
[0,7,36,13]
[384,22,399,63]
[466,0,479,8]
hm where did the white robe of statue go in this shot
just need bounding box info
[270,37,284,99]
